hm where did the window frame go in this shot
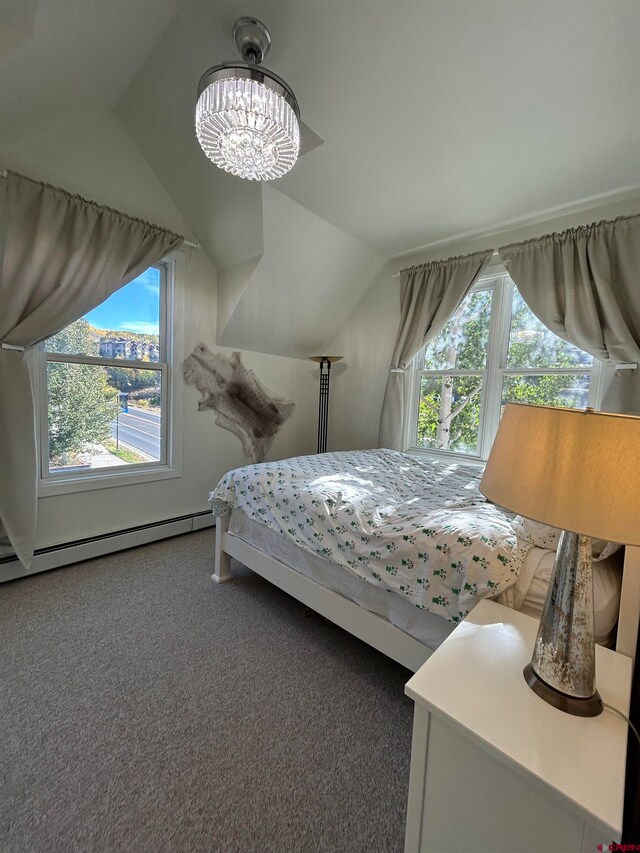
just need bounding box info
[33,249,185,495]
[406,265,605,462]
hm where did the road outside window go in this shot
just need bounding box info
[39,265,168,478]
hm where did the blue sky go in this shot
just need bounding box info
[84,267,160,336]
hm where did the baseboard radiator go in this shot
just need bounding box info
[0,511,216,583]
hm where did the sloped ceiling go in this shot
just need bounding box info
[0,0,176,148]
[3,0,639,254]
[116,11,383,359]
[116,11,264,272]
[179,0,640,255]
[218,186,383,357]
[2,1,639,358]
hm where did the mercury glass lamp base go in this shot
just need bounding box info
[523,663,603,717]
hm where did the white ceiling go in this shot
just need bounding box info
[2,0,639,257]
[0,0,176,147]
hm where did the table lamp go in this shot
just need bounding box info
[480,403,640,717]
[308,356,343,454]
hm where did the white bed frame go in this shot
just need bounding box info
[214,515,433,671]
[213,514,640,673]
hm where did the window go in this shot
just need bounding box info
[410,271,599,460]
[36,258,183,491]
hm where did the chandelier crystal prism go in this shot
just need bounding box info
[196,18,300,181]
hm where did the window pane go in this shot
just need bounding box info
[507,289,592,369]
[422,289,492,370]
[417,374,483,454]
[502,374,590,411]
[44,267,161,361]
[47,362,162,472]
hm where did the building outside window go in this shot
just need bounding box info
[35,261,180,490]
[409,270,600,461]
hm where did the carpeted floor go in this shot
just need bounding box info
[1,529,414,853]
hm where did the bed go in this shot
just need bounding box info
[209,449,638,672]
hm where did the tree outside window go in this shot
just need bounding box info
[414,275,593,458]
[46,320,117,465]
[40,265,167,476]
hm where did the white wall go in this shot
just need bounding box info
[1,110,317,549]
[326,194,640,453]
[218,185,384,359]
[325,266,397,452]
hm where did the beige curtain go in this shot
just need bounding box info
[378,250,493,449]
[0,171,183,568]
[499,214,640,414]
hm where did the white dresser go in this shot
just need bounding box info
[404,599,633,853]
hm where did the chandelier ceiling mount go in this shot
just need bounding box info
[232,17,271,64]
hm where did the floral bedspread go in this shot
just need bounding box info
[209,449,526,623]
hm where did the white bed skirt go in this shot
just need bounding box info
[229,509,454,650]
[227,509,622,649]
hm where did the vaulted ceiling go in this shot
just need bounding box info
[1,1,639,357]
[3,0,638,256]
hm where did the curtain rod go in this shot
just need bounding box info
[0,169,200,249]
[392,249,501,278]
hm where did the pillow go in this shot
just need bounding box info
[512,515,621,561]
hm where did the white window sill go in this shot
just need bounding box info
[405,446,487,469]
[38,464,181,497]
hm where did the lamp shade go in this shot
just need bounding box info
[480,403,640,545]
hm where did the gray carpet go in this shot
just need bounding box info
[1,529,414,853]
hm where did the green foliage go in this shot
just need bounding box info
[47,318,161,402]
[102,439,146,464]
[105,364,159,394]
[46,317,101,357]
[416,288,591,453]
[46,320,117,463]
[507,290,590,370]
[418,374,482,453]
[502,374,589,409]
[423,290,491,371]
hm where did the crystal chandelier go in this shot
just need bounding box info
[196,18,300,181]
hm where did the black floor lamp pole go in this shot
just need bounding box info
[317,357,331,454]
[309,355,343,454]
